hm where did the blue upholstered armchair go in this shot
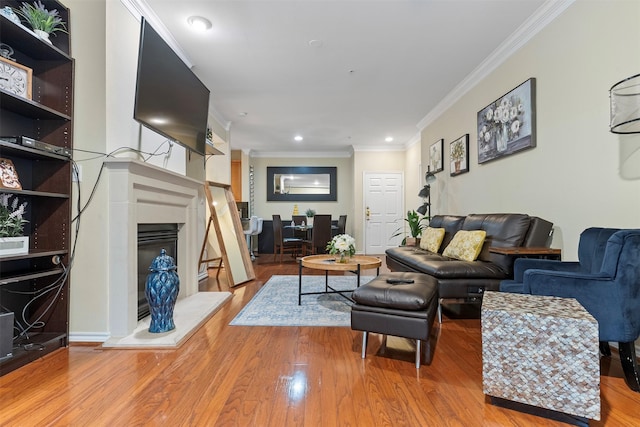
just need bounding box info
[500,227,640,392]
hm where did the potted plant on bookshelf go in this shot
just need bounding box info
[16,1,67,44]
[305,208,316,226]
[0,194,29,256]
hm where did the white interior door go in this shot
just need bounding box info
[363,172,404,254]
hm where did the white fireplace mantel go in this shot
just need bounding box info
[105,159,204,337]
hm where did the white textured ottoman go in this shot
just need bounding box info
[482,291,600,424]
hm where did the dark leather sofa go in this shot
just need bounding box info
[385,213,553,320]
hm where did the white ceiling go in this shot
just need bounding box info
[142,0,550,156]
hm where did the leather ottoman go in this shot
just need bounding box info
[351,272,439,368]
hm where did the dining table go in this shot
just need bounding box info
[283,223,338,240]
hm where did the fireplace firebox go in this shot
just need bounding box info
[137,224,178,321]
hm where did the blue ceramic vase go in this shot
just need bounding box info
[145,249,180,333]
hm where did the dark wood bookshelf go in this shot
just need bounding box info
[0,0,73,376]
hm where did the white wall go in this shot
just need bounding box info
[421,0,640,260]
[66,0,221,339]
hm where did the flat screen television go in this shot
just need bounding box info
[134,18,210,155]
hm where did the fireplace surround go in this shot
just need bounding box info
[104,159,203,338]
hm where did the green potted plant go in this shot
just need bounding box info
[0,194,29,255]
[391,210,428,246]
[16,1,67,44]
[305,208,315,226]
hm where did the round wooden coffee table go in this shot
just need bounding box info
[298,254,382,305]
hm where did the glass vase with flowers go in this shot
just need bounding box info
[326,233,356,263]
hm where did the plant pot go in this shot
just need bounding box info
[306,216,313,226]
[0,236,29,256]
[34,29,52,44]
[405,237,420,247]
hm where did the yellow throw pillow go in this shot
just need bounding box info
[420,227,446,253]
[442,230,487,261]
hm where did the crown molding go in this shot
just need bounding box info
[249,149,353,158]
[417,0,575,130]
[352,144,406,152]
[404,133,421,150]
[120,0,194,68]
[209,105,232,132]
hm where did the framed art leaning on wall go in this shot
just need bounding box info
[477,78,536,164]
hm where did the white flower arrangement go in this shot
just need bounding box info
[478,94,525,152]
[326,233,356,258]
[0,194,28,237]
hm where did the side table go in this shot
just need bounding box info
[489,246,561,260]
[482,291,600,425]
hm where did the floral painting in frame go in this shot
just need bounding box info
[450,134,469,176]
[429,139,444,173]
[477,78,536,164]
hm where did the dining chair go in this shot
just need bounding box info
[305,214,332,255]
[272,214,304,262]
[337,215,347,234]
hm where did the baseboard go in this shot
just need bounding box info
[68,332,110,343]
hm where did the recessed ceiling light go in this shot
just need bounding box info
[294,135,303,142]
[308,39,323,47]
[239,112,248,117]
[187,16,212,31]
[385,137,394,142]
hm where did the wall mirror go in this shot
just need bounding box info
[203,182,255,287]
[267,166,337,201]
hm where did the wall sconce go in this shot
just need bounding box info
[416,166,436,218]
[610,73,640,134]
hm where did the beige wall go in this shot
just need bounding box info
[352,149,407,251]
[248,149,411,251]
[421,0,640,260]
[66,0,109,338]
[404,140,423,215]
[251,157,353,223]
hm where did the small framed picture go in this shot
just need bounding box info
[429,139,443,173]
[450,134,469,176]
[0,158,22,189]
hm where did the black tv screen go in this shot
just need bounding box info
[134,18,210,155]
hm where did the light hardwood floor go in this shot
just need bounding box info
[1,254,639,426]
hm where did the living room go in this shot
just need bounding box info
[61,0,640,343]
[1,0,639,424]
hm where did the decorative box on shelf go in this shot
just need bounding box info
[0,236,29,256]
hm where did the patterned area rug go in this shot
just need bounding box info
[230,275,375,327]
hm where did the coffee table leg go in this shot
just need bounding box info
[325,270,329,292]
[357,264,361,286]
